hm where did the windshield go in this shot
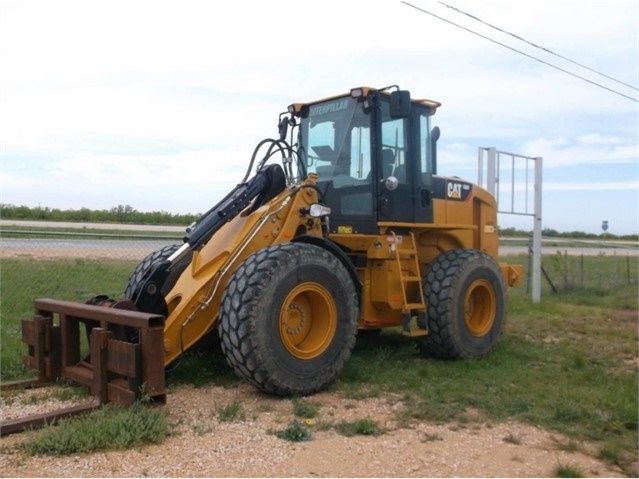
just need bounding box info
[299,96,372,187]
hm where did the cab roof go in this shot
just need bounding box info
[287,86,441,116]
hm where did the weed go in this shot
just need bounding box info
[217,400,244,422]
[22,403,167,456]
[291,397,320,419]
[553,463,584,478]
[335,418,383,437]
[274,421,312,442]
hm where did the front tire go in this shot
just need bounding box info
[419,249,506,359]
[219,243,358,396]
[124,244,181,301]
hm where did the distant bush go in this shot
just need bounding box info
[2,204,637,240]
[499,225,637,241]
[0,203,199,226]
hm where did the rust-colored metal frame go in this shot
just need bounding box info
[1,298,166,436]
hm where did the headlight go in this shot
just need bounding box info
[308,203,331,217]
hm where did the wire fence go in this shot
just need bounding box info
[534,249,638,294]
[1,229,182,261]
[1,230,183,319]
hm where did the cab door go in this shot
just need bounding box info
[376,104,414,223]
[376,101,434,224]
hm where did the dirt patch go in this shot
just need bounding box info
[0,383,628,478]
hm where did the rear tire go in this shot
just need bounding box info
[418,249,505,359]
[219,243,358,396]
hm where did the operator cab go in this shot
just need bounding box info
[290,86,440,234]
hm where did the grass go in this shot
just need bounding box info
[1,254,637,474]
[165,345,240,389]
[332,274,638,475]
[0,258,137,380]
[22,402,167,456]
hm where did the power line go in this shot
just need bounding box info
[437,0,638,92]
[400,1,639,103]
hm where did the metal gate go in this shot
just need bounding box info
[478,147,543,303]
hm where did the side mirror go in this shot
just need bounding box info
[389,90,411,118]
[431,126,440,174]
[278,116,289,141]
[384,175,399,191]
[431,125,440,143]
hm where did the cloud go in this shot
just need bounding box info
[1,0,637,234]
[520,136,637,166]
[543,181,638,191]
[576,133,626,145]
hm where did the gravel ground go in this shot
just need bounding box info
[0,383,628,478]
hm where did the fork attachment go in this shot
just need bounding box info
[21,298,166,406]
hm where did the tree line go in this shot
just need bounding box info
[488,227,636,241]
[0,204,199,226]
[1,204,636,240]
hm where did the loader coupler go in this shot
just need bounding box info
[20,298,167,407]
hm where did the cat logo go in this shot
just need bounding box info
[446,180,472,201]
[447,182,463,199]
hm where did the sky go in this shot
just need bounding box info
[1,0,637,235]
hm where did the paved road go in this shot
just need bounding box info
[2,220,637,258]
[0,237,178,260]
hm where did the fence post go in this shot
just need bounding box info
[531,157,543,303]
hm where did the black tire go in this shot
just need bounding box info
[124,244,181,301]
[219,243,359,396]
[418,249,505,359]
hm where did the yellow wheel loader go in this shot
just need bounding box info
[7,86,523,432]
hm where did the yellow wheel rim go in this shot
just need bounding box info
[279,282,337,360]
[464,279,496,337]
